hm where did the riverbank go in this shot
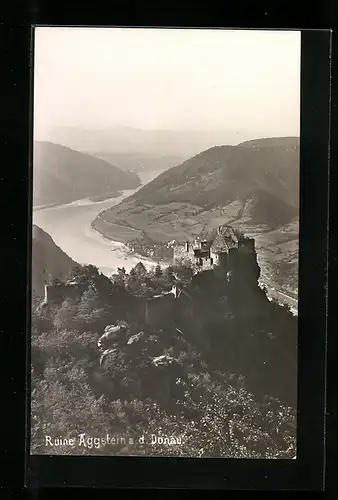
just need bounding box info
[89,220,166,271]
[32,172,164,277]
[33,192,122,212]
[33,201,67,211]
[88,191,121,202]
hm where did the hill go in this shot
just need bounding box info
[126,136,299,214]
[32,141,141,207]
[32,225,79,299]
[93,137,299,295]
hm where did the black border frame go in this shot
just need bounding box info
[20,27,331,491]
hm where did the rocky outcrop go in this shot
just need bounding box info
[99,348,117,366]
[97,322,129,350]
[127,331,145,345]
[151,355,176,367]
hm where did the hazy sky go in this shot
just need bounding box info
[34,28,301,140]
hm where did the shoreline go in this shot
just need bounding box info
[33,193,122,212]
[89,220,166,271]
[33,201,67,211]
[33,170,155,213]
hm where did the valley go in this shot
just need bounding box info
[92,137,300,305]
[88,151,186,179]
[32,136,299,311]
[32,173,164,284]
[31,28,301,461]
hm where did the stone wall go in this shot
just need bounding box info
[174,243,217,271]
[44,282,87,305]
[144,293,176,328]
[173,244,195,264]
[129,292,176,329]
[196,254,214,270]
[238,237,255,254]
[229,237,261,290]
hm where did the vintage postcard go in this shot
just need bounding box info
[31,27,300,458]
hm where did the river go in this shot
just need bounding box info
[33,170,297,315]
[32,172,160,277]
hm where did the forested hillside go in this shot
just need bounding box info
[33,141,140,207]
[31,257,297,458]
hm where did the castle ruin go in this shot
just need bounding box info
[38,224,259,327]
[173,225,255,278]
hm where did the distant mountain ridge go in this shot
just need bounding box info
[37,126,260,158]
[33,141,141,207]
[32,225,79,298]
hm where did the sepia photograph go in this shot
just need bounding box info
[30,27,300,459]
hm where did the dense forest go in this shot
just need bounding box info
[31,260,297,458]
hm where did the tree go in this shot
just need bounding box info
[111,267,127,287]
[66,264,99,286]
[32,307,53,336]
[31,361,116,456]
[126,262,152,297]
[53,299,77,332]
[133,262,147,276]
[172,261,194,287]
[92,272,115,301]
[65,265,83,282]
[77,287,100,314]
[163,265,176,288]
[154,264,163,278]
